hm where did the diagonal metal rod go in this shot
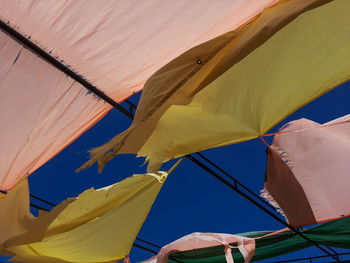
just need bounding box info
[0,19,134,120]
[269,252,350,263]
[111,99,340,261]
[136,238,162,249]
[2,17,342,262]
[132,243,158,255]
[195,152,279,213]
[196,152,341,258]
[185,154,341,262]
[29,202,50,212]
[30,194,56,207]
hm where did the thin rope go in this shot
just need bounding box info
[30,194,56,207]
[262,119,350,138]
[259,136,270,147]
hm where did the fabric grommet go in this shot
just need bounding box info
[196,59,202,64]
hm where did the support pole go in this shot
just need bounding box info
[270,252,350,263]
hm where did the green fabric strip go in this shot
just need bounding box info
[168,217,350,263]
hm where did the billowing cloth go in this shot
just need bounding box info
[145,233,255,263]
[0,30,107,191]
[262,114,350,227]
[0,0,276,190]
[0,179,72,255]
[146,216,350,263]
[1,172,167,263]
[0,0,278,101]
[81,0,350,173]
[0,179,34,247]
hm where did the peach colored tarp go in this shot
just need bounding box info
[80,0,349,174]
[144,232,255,263]
[0,0,278,190]
[0,31,107,190]
[1,172,167,263]
[264,114,350,226]
[0,0,278,102]
[0,179,34,247]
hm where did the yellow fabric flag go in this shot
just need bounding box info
[139,0,350,170]
[2,172,167,263]
[80,0,350,172]
[79,0,350,173]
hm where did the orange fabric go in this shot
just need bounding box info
[79,0,337,173]
[0,0,278,189]
[0,31,108,190]
[0,0,278,102]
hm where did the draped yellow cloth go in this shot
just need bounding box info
[80,0,350,172]
[1,0,269,191]
[139,0,350,170]
[0,179,34,247]
[1,173,167,263]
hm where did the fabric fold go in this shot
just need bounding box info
[1,0,271,190]
[263,114,350,227]
[144,232,255,263]
[79,0,350,173]
[1,172,168,263]
[145,216,350,263]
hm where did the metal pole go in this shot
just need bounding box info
[195,152,279,212]
[186,154,341,262]
[269,252,350,263]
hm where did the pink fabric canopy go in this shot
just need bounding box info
[0,0,278,190]
[0,0,278,102]
[0,31,107,190]
[263,114,350,226]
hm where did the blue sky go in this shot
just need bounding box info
[3,81,350,263]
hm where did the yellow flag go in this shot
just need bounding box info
[80,0,350,172]
[0,179,34,248]
[3,172,167,263]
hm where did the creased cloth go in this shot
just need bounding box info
[0,0,266,190]
[1,172,167,263]
[263,114,350,227]
[79,0,350,173]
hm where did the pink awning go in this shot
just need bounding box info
[0,0,278,190]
